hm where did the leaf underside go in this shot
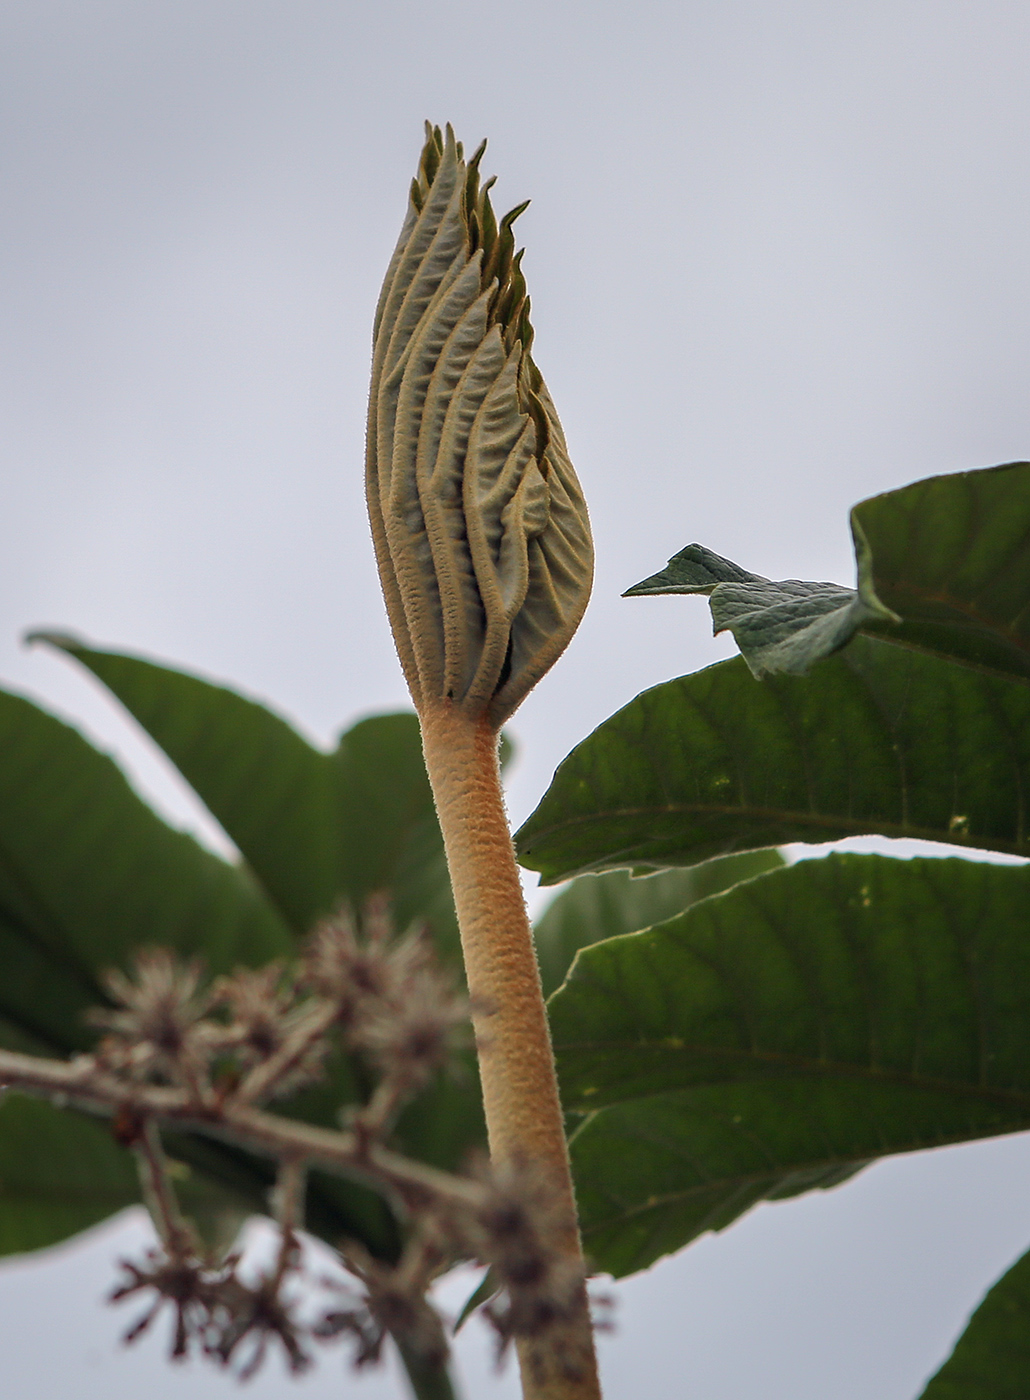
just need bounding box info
[554,854,1030,1277]
[533,852,784,1000]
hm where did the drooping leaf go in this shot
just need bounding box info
[452,1267,499,1333]
[34,635,465,955]
[516,636,1030,884]
[30,632,343,934]
[918,1243,1030,1398]
[571,1084,868,1277]
[28,640,488,1157]
[551,855,1030,1276]
[0,684,291,1039]
[14,643,491,1234]
[623,542,896,678]
[533,852,784,999]
[0,686,326,1254]
[623,462,1030,682]
[0,683,411,1259]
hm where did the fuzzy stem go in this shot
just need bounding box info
[418,700,601,1400]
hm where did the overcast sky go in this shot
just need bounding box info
[2,3,1030,1396]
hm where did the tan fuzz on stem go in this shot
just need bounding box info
[420,702,600,1400]
[366,124,599,1398]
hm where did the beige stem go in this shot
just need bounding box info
[418,699,601,1400]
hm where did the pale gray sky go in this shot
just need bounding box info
[3,3,1030,1396]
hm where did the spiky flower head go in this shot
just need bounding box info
[366,124,593,728]
[88,949,216,1087]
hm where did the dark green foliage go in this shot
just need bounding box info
[623,462,1030,683]
[7,459,1030,1398]
[32,636,458,950]
[919,1244,1030,1397]
[533,852,784,999]
[516,636,1030,883]
[0,649,476,1264]
[0,684,291,1057]
[856,461,1030,684]
[0,1096,140,1254]
[552,854,1030,1275]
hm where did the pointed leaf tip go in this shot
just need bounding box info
[23,629,86,651]
[623,544,768,598]
[625,463,1030,682]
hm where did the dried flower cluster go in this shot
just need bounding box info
[0,907,596,1382]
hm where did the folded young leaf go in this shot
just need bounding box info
[554,854,1030,1275]
[624,541,895,678]
[366,124,593,726]
[918,1242,1030,1397]
[625,461,1030,683]
[516,635,1030,883]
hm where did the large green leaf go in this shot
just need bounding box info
[8,646,489,1255]
[0,683,416,1261]
[29,641,484,1163]
[516,636,1030,884]
[32,635,459,944]
[552,855,1030,1276]
[0,1096,139,1254]
[533,852,784,999]
[857,461,1030,684]
[623,462,1030,683]
[0,684,291,1050]
[0,685,298,1256]
[919,1244,1030,1398]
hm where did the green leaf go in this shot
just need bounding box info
[0,684,291,1056]
[552,854,1030,1277]
[16,643,486,1226]
[622,462,1030,682]
[0,684,304,1253]
[533,852,784,999]
[34,635,462,953]
[0,1095,138,1255]
[0,683,408,1259]
[856,461,1030,685]
[623,542,896,679]
[516,636,1030,884]
[919,1244,1030,1398]
[452,1267,499,1333]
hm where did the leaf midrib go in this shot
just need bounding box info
[557,1041,1030,1110]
